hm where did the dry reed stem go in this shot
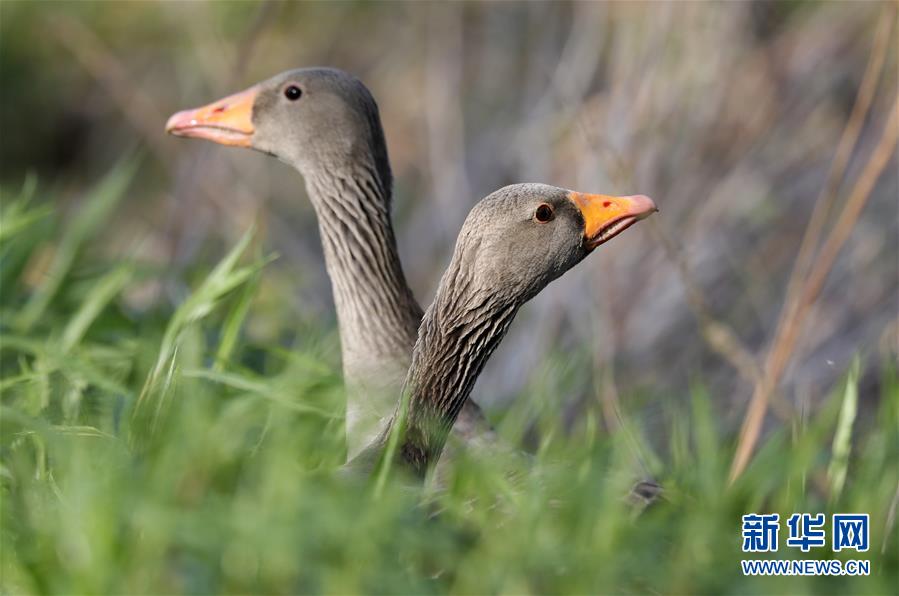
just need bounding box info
[649,13,892,408]
[729,92,899,482]
[680,5,893,406]
[758,9,895,378]
[728,8,896,482]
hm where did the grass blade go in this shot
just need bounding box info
[130,225,267,441]
[214,264,263,371]
[182,368,338,417]
[828,356,860,500]
[0,174,50,244]
[61,264,134,351]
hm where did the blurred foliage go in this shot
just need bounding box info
[1,173,897,594]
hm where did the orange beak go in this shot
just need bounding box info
[568,192,657,250]
[165,85,259,147]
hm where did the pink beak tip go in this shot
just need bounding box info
[629,194,658,217]
[165,110,191,134]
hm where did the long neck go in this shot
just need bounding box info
[394,270,519,476]
[305,162,423,381]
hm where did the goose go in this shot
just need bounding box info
[352,184,657,477]
[165,68,492,458]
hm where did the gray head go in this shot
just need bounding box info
[166,67,391,190]
[438,184,657,309]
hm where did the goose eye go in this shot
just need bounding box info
[284,85,303,101]
[534,203,554,223]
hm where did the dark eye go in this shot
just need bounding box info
[284,85,302,101]
[534,203,554,223]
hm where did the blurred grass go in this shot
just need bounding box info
[1,173,897,594]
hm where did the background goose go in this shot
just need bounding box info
[165,68,491,458]
[356,184,656,477]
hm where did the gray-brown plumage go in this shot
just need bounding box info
[166,68,491,458]
[355,184,657,477]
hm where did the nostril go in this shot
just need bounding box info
[212,105,227,114]
[603,201,611,208]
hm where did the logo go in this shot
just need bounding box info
[741,512,871,576]
[742,513,780,553]
[833,514,869,552]
[786,513,826,552]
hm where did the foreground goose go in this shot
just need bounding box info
[166,68,491,458]
[354,184,657,477]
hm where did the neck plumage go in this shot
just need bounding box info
[393,266,519,476]
[305,161,423,384]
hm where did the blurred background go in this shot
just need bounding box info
[2,1,896,439]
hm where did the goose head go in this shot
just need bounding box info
[165,67,390,181]
[445,184,658,307]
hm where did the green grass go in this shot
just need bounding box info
[1,169,897,594]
